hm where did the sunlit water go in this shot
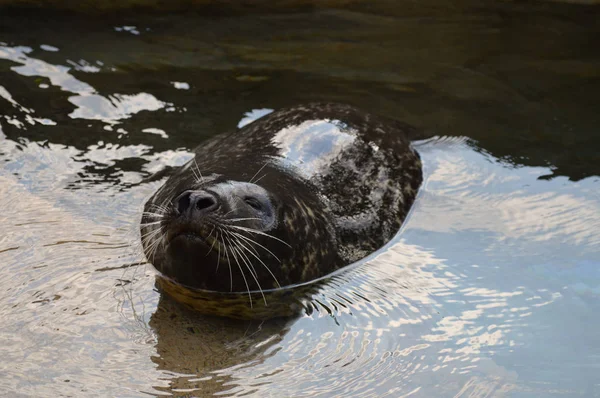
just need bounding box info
[0,2,599,397]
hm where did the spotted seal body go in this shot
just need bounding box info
[141,103,422,298]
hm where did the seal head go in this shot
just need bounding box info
[140,103,422,294]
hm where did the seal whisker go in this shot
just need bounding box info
[147,203,169,212]
[188,158,199,183]
[226,233,259,282]
[206,225,216,241]
[205,225,217,257]
[223,231,256,282]
[149,205,168,212]
[227,225,292,248]
[216,228,222,261]
[142,212,165,220]
[142,236,161,257]
[139,220,163,227]
[230,233,281,290]
[226,230,281,263]
[252,173,268,184]
[215,229,230,284]
[147,233,163,261]
[140,227,162,245]
[140,227,162,240]
[226,217,262,223]
[221,233,235,293]
[249,160,270,184]
[144,229,164,263]
[226,232,267,306]
[222,206,239,218]
[227,231,261,258]
[194,158,204,183]
[140,214,165,224]
[224,232,233,292]
[213,230,221,274]
[223,234,252,307]
[159,198,173,214]
[190,168,201,185]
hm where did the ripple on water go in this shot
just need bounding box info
[1,107,599,397]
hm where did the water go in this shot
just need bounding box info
[0,2,599,396]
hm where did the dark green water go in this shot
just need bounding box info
[0,2,599,396]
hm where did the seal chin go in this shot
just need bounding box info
[165,230,221,268]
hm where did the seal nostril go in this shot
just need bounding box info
[176,191,192,214]
[175,191,218,215]
[196,196,216,211]
[190,191,219,215]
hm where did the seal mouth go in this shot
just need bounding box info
[165,223,230,261]
[165,222,212,247]
[169,232,205,244]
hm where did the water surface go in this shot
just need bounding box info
[0,2,599,397]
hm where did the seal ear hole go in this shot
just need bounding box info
[244,196,263,211]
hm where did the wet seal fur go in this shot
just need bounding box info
[140,103,422,318]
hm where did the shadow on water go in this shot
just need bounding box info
[0,1,599,397]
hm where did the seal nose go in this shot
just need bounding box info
[175,190,219,216]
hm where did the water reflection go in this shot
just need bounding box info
[0,44,95,95]
[148,294,292,396]
[69,92,167,121]
[271,119,357,179]
[0,44,170,126]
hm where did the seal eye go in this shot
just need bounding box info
[244,197,262,211]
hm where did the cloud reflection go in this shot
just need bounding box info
[271,119,356,179]
[0,44,169,124]
[68,93,166,121]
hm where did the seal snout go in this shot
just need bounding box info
[175,190,219,217]
[165,189,219,247]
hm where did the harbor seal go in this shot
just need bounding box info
[140,103,422,298]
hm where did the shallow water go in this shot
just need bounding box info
[0,2,599,397]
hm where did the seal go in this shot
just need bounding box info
[140,103,422,299]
